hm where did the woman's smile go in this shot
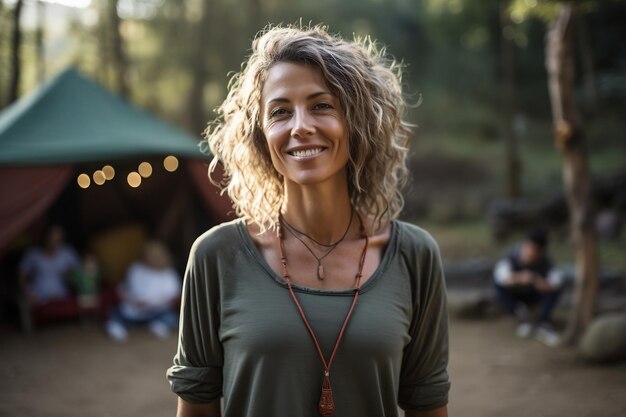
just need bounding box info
[286,146,327,159]
[260,62,349,186]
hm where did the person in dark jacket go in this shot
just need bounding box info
[493,229,564,346]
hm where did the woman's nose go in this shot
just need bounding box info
[291,108,315,138]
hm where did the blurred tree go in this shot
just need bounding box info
[500,0,522,199]
[9,0,23,104]
[96,5,111,86]
[0,1,4,106]
[511,0,602,344]
[545,2,599,345]
[108,0,130,98]
[186,0,214,136]
[35,0,45,83]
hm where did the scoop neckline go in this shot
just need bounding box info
[236,218,398,296]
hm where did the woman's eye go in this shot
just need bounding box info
[269,108,289,118]
[313,102,333,110]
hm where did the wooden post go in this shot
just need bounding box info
[545,3,600,345]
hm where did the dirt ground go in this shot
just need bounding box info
[1,317,625,417]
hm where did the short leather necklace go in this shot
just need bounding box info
[282,209,354,248]
[281,210,354,280]
[278,212,369,417]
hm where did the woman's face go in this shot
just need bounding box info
[260,62,349,188]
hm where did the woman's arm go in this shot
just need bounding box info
[176,397,221,417]
[406,405,448,417]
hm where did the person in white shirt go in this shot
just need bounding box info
[106,240,181,342]
[493,229,564,346]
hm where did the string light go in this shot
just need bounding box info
[138,162,153,178]
[127,171,142,188]
[163,155,179,172]
[102,165,115,180]
[93,170,106,185]
[77,173,90,189]
[75,160,178,190]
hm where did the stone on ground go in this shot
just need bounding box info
[579,313,626,363]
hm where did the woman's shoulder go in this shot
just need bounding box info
[393,221,445,289]
[189,218,245,257]
[393,219,441,255]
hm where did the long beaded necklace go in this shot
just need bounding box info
[278,212,369,417]
[281,210,354,280]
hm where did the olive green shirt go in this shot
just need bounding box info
[167,219,450,416]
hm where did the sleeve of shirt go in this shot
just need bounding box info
[166,234,223,404]
[547,268,564,288]
[398,227,451,411]
[494,259,513,286]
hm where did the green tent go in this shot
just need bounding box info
[0,68,231,256]
[0,68,204,165]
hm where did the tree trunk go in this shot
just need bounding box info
[9,0,24,104]
[545,3,599,345]
[109,0,129,98]
[0,1,5,106]
[36,0,46,83]
[500,0,522,199]
[186,0,214,136]
[96,2,111,86]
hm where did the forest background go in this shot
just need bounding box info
[1,2,626,415]
[1,0,625,269]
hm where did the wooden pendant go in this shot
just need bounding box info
[317,263,325,280]
[318,372,334,416]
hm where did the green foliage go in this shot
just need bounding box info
[508,0,615,23]
[509,0,559,23]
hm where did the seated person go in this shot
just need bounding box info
[493,229,564,346]
[18,225,80,306]
[106,240,181,342]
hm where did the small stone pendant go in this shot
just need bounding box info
[317,263,325,280]
[318,371,334,416]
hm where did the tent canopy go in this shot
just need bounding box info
[0,68,232,255]
[0,68,206,165]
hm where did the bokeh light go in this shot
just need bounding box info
[138,162,153,178]
[93,170,106,185]
[77,173,90,189]
[102,165,115,180]
[127,171,142,188]
[163,155,179,172]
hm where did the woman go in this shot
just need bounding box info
[167,25,450,417]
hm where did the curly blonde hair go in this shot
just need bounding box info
[206,24,412,232]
